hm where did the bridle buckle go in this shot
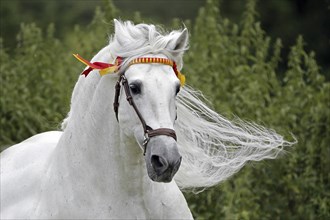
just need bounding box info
[143,132,150,155]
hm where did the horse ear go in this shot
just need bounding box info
[167,28,189,54]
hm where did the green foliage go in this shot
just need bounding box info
[0,5,115,150]
[0,0,329,219]
[183,0,330,219]
[1,23,72,149]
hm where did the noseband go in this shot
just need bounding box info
[74,54,185,155]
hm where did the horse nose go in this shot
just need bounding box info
[151,155,168,175]
[151,154,182,176]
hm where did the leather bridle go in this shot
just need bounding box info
[73,54,183,156]
[113,72,177,155]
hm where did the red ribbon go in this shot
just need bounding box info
[73,54,123,77]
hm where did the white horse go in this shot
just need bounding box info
[1,20,293,219]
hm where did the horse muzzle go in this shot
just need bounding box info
[144,136,182,183]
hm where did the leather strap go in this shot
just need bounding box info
[113,74,177,155]
[148,128,177,140]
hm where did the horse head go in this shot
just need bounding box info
[117,56,181,182]
[111,20,189,182]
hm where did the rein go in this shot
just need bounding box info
[74,54,183,155]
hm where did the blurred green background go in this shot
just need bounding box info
[1,0,329,75]
[0,0,329,219]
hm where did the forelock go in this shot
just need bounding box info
[109,20,185,68]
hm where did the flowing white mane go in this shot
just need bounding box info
[175,87,293,191]
[63,20,293,192]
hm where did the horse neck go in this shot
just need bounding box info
[51,48,149,195]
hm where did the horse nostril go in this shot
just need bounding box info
[151,155,168,175]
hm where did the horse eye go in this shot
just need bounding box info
[129,83,141,95]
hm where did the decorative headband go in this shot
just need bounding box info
[73,54,186,86]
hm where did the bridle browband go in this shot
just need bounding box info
[74,54,184,155]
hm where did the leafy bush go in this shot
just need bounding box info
[0,6,115,149]
[0,0,328,219]
[184,0,329,219]
[1,23,73,149]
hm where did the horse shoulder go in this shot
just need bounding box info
[0,131,62,219]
